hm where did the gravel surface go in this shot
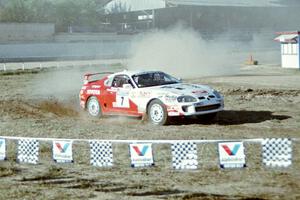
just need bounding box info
[0,64,299,199]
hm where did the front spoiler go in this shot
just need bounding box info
[167,103,224,117]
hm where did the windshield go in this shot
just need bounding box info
[132,72,180,88]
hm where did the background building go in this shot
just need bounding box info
[104,1,300,41]
[275,31,300,69]
[1,0,300,62]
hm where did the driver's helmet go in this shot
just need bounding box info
[153,72,164,81]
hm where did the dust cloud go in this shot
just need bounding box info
[26,64,120,118]
[28,65,115,101]
[29,68,84,101]
[128,24,252,78]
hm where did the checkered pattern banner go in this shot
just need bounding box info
[17,139,39,164]
[171,142,198,170]
[89,141,113,167]
[262,138,292,168]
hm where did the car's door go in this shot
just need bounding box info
[105,75,138,115]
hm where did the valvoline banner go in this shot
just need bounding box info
[218,142,246,168]
[52,140,73,163]
[129,143,154,167]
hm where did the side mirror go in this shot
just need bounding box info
[123,84,133,90]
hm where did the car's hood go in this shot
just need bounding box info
[149,83,213,97]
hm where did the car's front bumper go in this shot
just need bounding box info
[167,99,224,116]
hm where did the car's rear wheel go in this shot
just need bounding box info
[87,96,102,118]
[148,100,168,125]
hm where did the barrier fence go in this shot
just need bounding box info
[0,136,298,170]
[0,61,71,71]
[0,59,127,71]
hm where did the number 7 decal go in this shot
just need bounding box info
[113,91,130,108]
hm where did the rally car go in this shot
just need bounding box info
[79,70,224,125]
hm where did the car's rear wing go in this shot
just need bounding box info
[84,72,114,84]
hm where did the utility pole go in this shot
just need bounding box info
[152,9,155,28]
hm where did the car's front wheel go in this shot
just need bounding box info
[87,96,102,118]
[148,100,168,125]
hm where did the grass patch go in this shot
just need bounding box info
[0,69,41,76]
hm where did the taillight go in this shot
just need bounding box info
[84,75,89,84]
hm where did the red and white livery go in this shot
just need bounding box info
[79,70,224,125]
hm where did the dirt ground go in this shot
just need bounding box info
[0,64,300,200]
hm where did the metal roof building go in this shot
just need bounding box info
[104,0,300,44]
[166,0,285,7]
[105,0,295,13]
[105,0,166,13]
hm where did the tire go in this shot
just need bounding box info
[196,112,217,122]
[148,100,168,125]
[86,96,102,118]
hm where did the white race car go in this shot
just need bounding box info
[80,70,224,125]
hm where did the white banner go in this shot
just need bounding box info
[52,140,73,163]
[0,138,6,160]
[129,143,154,167]
[218,142,246,168]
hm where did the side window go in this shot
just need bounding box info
[112,76,121,87]
[104,77,113,86]
[112,75,134,88]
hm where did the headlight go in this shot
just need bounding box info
[177,95,197,103]
[213,90,221,98]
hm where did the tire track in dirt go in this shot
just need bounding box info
[0,99,79,119]
[223,88,300,97]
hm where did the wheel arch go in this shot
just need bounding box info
[85,95,102,110]
[146,98,169,125]
[84,95,93,110]
[146,98,162,114]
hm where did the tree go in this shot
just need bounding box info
[29,0,55,23]
[0,0,32,22]
[108,1,131,14]
[55,0,80,29]
[0,0,111,31]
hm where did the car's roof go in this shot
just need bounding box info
[113,70,163,77]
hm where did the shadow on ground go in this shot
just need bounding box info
[171,110,291,126]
